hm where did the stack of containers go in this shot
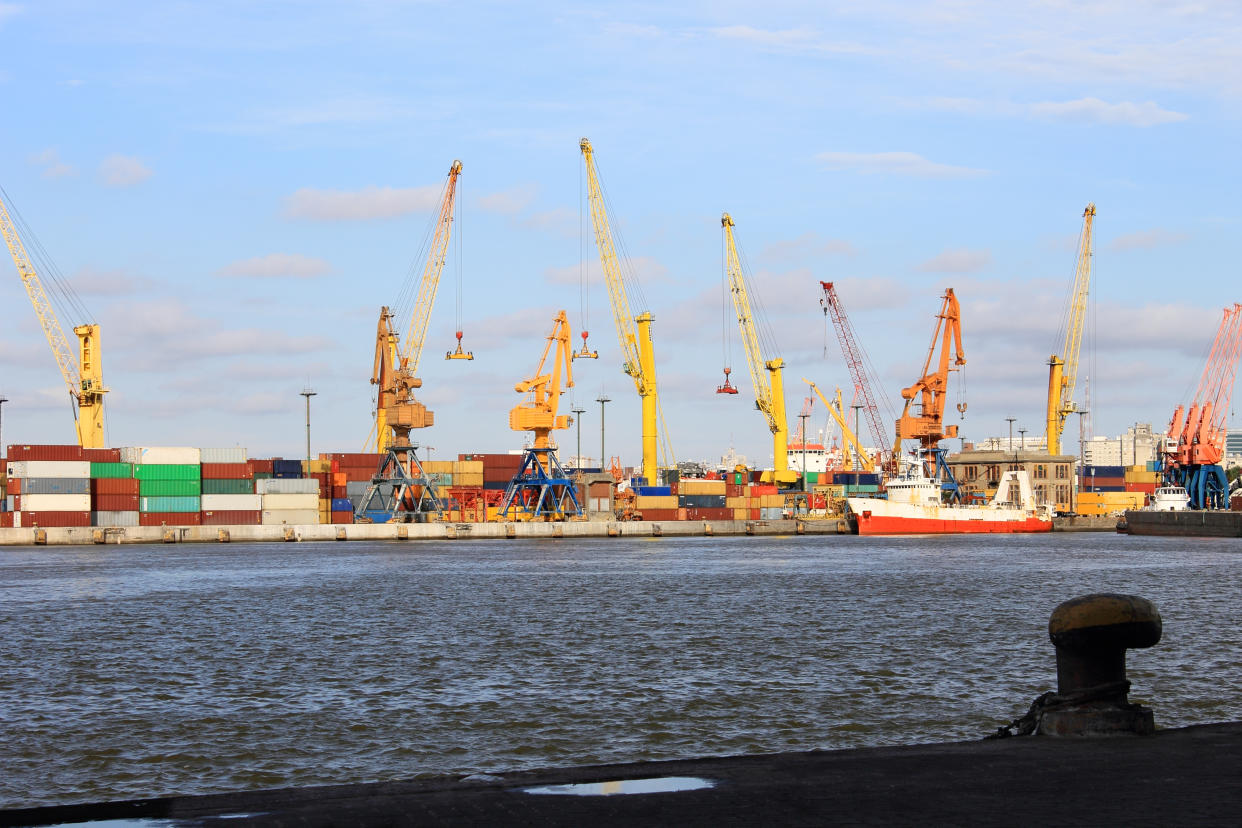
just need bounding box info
[478,453,525,492]
[678,478,730,521]
[1076,490,1146,516]
[1123,464,1160,498]
[322,453,382,513]
[126,446,202,526]
[91,450,138,526]
[0,449,8,528]
[201,448,260,525]
[258,475,320,525]
[633,485,677,520]
[6,444,91,527]
[749,483,784,519]
[1079,465,1125,492]
[301,458,333,523]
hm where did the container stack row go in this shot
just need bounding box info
[632,478,790,521]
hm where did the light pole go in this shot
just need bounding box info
[596,394,610,474]
[300,388,317,466]
[1076,409,1089,514]
[798,411,810,491]
[0,394,7,461]
[572,406,586,469]
[1019,427,1027,452]
[1005,417,1016,461]
[851,404,864,468]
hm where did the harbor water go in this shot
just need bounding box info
[2,533,1240,808]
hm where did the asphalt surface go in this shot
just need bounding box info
[4,722,1241,826]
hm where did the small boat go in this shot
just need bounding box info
[1146,485,1190,512]
[846,462,1053,535]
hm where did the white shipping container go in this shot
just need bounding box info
[119,447,141,464]
[261,493,319,510]
[199,447,248,464]
[92,511,140,527]
[6,461,26,478]
[200,493,263,511]
[140,447,202,465]
[261,509,320,525]
[22,461,91,479]
[21,493,91,511]
[256,478,319,495]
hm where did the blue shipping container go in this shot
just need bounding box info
[331,498,353,512]
[635,486,671,496]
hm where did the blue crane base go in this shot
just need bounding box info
[355,447,444,523]
[1167,463,1228,510]
[501,448,582,520]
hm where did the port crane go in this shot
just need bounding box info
[501,310,582,520]
[894,288,966,498]
[1163,303,1242,509]
[721,213,796,484]
[0,189,108,448]
[819,281,895,473]
[1045,204,1095,456]
[579,137,673,485]
[803,378,875,473]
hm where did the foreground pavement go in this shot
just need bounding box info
[3,721,1240,826]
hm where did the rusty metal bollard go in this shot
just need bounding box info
[1040,593,1162,736]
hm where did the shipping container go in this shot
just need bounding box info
[679,494,727,508]
[17,510,91,527]
[679,479,727,495]
[6,444,84,461]
[272,459,303,476]
[140,496,201,513]
[634,485,671,496]
[256,478,319,495]
[247,458,275,475]
[0,512,12,528]
[330,498,353,512]
[262,492,320,510]
[638,508,679,521]
[20,478,91,495]
[345,481,372,496]
[20,460,91,479]
[635,495,678,509]
[331,511,354,524]
[139,479,202,497]
[261,509,320,525]
[140,512,203,526]
[201,493,263,511]
[81,448,122,463]
[90,462,134,479]
[92,510,139,527]
[202,478,255,495]
[201,510,261,525]
[21,493,91,512]
[200,463,253,480]
[133,464,200,481]
[93,494,140,511]
[199,447,248,464]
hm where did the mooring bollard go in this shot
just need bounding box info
[993,593,1162,738]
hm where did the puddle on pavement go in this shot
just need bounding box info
[523,776,714,796]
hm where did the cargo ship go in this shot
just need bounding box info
[845,465,1052,535]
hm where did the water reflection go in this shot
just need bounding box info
[524,776,714,795]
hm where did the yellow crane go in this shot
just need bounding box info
[721,213,796,484]
[803,378,875,473]
[371,160,467,452]
[579,138,672,484]
[0,190,107,448]
[1045,204,1095,456]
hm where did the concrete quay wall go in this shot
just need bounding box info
[0,518,844,547]
[1124,508,1242,537]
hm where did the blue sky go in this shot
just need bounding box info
[1,1,1239,467]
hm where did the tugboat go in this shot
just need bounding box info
[845,462,1053,535]
[1146,485,1190,512]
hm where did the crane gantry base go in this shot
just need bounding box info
[1166,463,1228,511]
[500,448,582,521]
[355,447,444,523]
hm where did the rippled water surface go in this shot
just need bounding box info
[2,533,1241,807]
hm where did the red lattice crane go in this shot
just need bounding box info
[894,288,966,458]
[819,281,894,472]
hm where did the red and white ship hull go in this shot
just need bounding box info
[846,497,1052,535]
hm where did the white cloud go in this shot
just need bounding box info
[519,207,578,238]
[476,185,536,215]
[70,267,152,296]
[1030,97,1188,127]
[709,25,873,56]
[99,154,152,188]
[917,248,992,274]
[816,151,989,179]
[217,253,333,279]
[1108,229,1189,251]
[283,185,440,221]
[761,232,857,262]
[29,148,74,179]
[0,3,20,26]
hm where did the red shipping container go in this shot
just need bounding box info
[20,510,91,527]
[201,510,261,525]
[750,508,760,520]
[332,472,347,487]
[8,478,19,495]
[12,493,18,510]
[323,452,385,467]
[93,493,140,511]
[639,508,679,521]
[247,458,275,474]
[750,484,779,495]
[94,478,140,495]
[140,512,203,527]
[82,448,122,462]
[726,483,745,498]
[0,512,12,528]
[1125,482,1157,495]
[8,444,84,461]
[201,463,253,480]
[331,511,354,524]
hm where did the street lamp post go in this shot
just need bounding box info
[851,404,864,468]
[0,394,8,461]
[572,406,586,469]
[1019,427,1027,452]
[300,388,317,466]
[596,394,610,475]
[1005,417,1016,461]
[798,411,810,492]
[1076,409,1089,514]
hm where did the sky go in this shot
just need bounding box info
[1,1,1240,468]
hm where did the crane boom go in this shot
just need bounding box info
[403,160,462,374]
[722,213,792,480]
[803,378,874,472]
[579,137,667,484]
[0,191,107,447]
[1045,203,1095,456]
[819,281,894,471]
[894,288,965,458]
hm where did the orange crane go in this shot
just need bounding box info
[501,310,582,519]
[893,288,965,459]
[371,160,467,453]
[1163,302,1242,509]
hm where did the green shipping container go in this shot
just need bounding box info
[134,464,200,481]
[253,472,274,480]
[202,478,255,495]
[140,495,201,513]
[806,472,819,484]
[139,479,202,497]
[91,462,134,479]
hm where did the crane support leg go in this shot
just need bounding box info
[1046,356,1065,456]
[770,362,790,475]
[637,313,659,486]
